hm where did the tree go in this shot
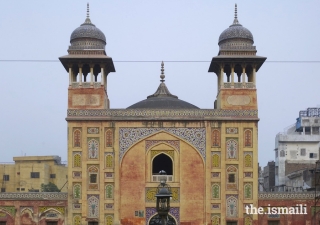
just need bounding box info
[41,182,60,192]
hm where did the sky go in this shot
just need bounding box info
[0,1,319,167]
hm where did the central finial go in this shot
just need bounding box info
[160,61,165,83]
[233,3,239,25]
[83,3,92,24]
[87,3,90,19]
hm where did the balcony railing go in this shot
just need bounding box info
[71,82,102,88]
[152,175,173,182]
[222,82,256,89]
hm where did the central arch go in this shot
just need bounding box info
[152,153,173,175]
[149,214,176,225]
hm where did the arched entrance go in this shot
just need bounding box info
[152,154,173,175]
[149,214,176,225]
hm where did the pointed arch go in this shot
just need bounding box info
[73,215,81,225]
[73,153,81,167]
[226,196,238,218]
[244,152,253,167]
[211,129,220,147]
[152,153,173,175]
[226,165,238,190]
[105,154,113,168]
[212,183,220,199]
[244,129,253,147]
[105,184,114,199]
[73,183,81,199]
[212,153,220,168]
[244,183,253,199]
[105,215,113,225]
[105,129,113,147]
[211,215,220,225]
[73,129,81,148]
[87,195,99,218]
[226,139,238,159]
[88,139,99,159]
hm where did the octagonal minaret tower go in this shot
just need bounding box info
[209,4,266,110]
[59,4,115,109]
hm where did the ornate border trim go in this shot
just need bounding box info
[0,193,67,200]
[67,109,258,121]
[119,128,205,161]
[258,192,316,199]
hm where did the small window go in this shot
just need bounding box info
[21,188,25,191]
[28,189,39,192]
[315,119,318,123]
[3,175,9,181]
[310,153,318,158]
[50,174,56,179]
[300,148,306,156]
[228,174,235,183]
[90,174,97,183]
[31,172,40,178]
[1,188,5,192]
[0,221,7,225]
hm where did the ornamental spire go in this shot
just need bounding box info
[83,3,92,25]
[233,3,239,25]
[160,61,165,83]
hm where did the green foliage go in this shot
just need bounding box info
[41,182,60,192]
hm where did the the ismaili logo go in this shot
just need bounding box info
[245,204,307,215]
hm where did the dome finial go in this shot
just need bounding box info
[83,3,92,24]
[87,3,90,19]
[233,3,239,25]
[160,61,165,83]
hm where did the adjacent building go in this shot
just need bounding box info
[0,156,67,193]
[263,161,275,192]
[275,108,320,191]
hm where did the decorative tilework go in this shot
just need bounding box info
[105,214,114,225]
[87,127,99,134]
[119,128,205,161]
[211,214,220,225]
[212,172,220,178]
[105,129,113,147]
[0,212,7,218]
[146,207,179,225]
[88,138,99,159]
[226,127,238,134]
[39,206,65,215]
[211,152,220,168]
[146,187,179,203]
[244,183,253,199]
[226,195,238,218]
[20,207,33,214]
[73,183,81,199]
[226,165,238,190]
[0,207,15,217]
[258,192,316,199]
[87,195,99,218]
[73,152,81,168]
[105,204,114,210]
[73,171,81,179]
[212,183,220,199]
[226,138,238,159]
[105,153,114,168]
[244,172,253,178]
[67,109,258,120]
[151,150,174,159]
[244,216,252,225]
[73,214,81,225]
[244,152,253,167]
[0,193,67,200]
[73,128,81,148]
[73,204,81,210]
[211,204,220,210]
[105,172,114,179]
[211,129,221,147]
[145,140,180,151]
[244,129,253,147]
[88,184,98,190]
[105,184,114,199]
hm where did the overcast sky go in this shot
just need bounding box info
[0,1,319,168]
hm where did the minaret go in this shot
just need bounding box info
[209,4,266,110]
[59,3,115,109]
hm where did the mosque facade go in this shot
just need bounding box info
[59,4,265,225]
